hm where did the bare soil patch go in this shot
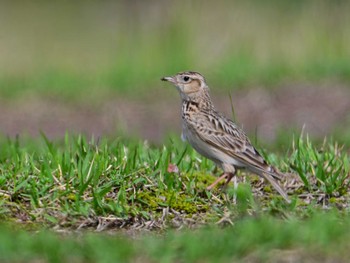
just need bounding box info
[1,82,349,142]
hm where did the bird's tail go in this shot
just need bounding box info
[265,165,287,181]
[260,171,291,203]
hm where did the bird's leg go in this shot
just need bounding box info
[223,172,235,188]
[206,171,237,190]
[206,173,229,190]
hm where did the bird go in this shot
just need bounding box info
[161,71,290,203]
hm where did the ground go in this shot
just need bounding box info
[1,82,349,143]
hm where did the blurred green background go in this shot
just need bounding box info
[1,2,350,261]
[1,0,350,142]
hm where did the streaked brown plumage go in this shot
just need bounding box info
[161,71,290,203]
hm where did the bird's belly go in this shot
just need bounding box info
[185,130,243,167]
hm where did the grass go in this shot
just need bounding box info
[1,212,350,262]
[0,133,349,261]
[1,1,350,100]
[0,133,349,227]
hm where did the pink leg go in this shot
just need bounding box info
[206,173,229,190]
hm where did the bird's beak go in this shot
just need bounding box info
[161,76,176,84]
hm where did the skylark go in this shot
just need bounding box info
[161,71,290,203]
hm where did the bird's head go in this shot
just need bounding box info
[161,71,208,100]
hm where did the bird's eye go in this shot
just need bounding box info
[183,76,190,82]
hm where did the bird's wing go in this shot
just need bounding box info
[188,112,283,179]
[189,113,291,202]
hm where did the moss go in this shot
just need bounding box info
[294,188,304,195]
[249,175,261,184]
[0,194,10,200]
[329,197,337,204]
[67,194,76,201]
[263,185,272,193]
[188,172,220,190]
[163,191,209,214]
[296,200,309,207]
[136,190,209,215]
[339,188,347,196]
[136,191,162,210]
